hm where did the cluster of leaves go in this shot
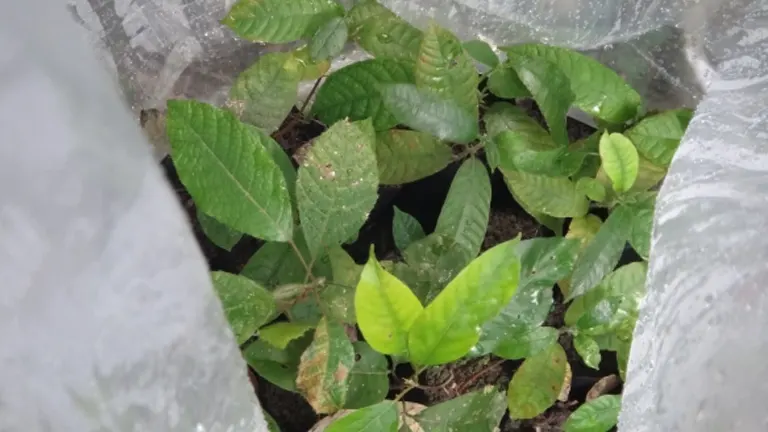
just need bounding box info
[163,0,693,430]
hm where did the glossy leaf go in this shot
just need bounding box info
[507,55,574,146]
[463,39,500,67]
[433,158,491,259]
[167,100,293,241]
[296,317,355,413]
[348,1,422,61]
[487,65,530,99]
[243,336,312,392]
[483,102,551,147]
[197,209,242,251]
[323,246,362,323]
[392,207,425,252]
[312,59,415,130]
[211,271,275,344]
[408,238,522,365]
[398,234,475,304]
[629,205,654,260]
[574,333,602,370]
[293,45,331,80]
[222,0,344,43]
[344,342,389,409]
[563,395,621,432]
[375,129,453,184]
[502,44,642,123]
[415,386,507,431]
[625,108,693,167]
[241,231,329,289]
[380,83,478,143]
[599,132,639,193]
[309,16,348,61]
[296,120,379,258]
[507,343,569,419]
[494,326,560,360]
[503,170,589,218]
[567,206,633,301]
[355,252,424,356]
[227,52,302,133]
[245,125,298,204]
[576,177,606,202]
[326,400,398,432]
[259,322,314,349]
[494,131,586,176]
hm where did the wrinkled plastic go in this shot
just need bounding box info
[0,1,267,431]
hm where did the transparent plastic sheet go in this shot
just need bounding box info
[0,1,267,431]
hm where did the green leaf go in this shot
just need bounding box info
[326,400,398,432]
[245,125,298,204]
[222,0,344,43]
[259,322,314,349]
[244,337,311,392]
[296,317,355,414]
[494,326,560,360]
[415,386,507,431]
[630,156,667,193]
[463,40,500,68]
[375,129,453,184]
[392,207,425,252]
[483,103,551,146]
[629,205,653,260]
[293,45,331,80]
[197,209,243,251]
[348,1,422,61]
[415,24,480,115]
[408,237,522,365]
[576,177,607,202]
[398,234,476,303]
[507,343,569,419]
[309,16,348,61]
[344,342,389,409]
[503,170,589,218]
[616,339,631,381]
[563,395,621,432]
[507,55,574,146]
[380,84,478,144]
[296,120,379,258]
[502,44,642,123]
[599,132,639,193]
[211,271,276,344]
[242,234,324,289]
[566,214,603,250]
[494,131,586,176]
[487,65,530,99]
[573,333,601,370]
[323,246,362,323]
[433,158,491,259]
[264,411,281,432]
[355,251,424,356]
[312,58,415,131]
[227,52,302,133]
[167,100,293,242]
[567,205,633,301]
[625,108,693,167]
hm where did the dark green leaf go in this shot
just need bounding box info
[563,395,621,432]
[483,103,551,146]
[494,131,586,176]
[398,234,475,303]
[296,317,355,413]
[309,16,348,61]
[241,230,331,289]
[344,342,389,409]
[259,322,314,349]
[380,84,478,143]
[415,386,507,431]
[243,334,313,392]
[348,1,422,61]
[296,120,379,258]
[312,59,415,130]
[576,177,607,202]
[487,65,530,99]
[463,40,500,68]
[629,205,653,260]
[323,246,361,323]
[326,400,398,432]
[494,326,560,360]
[197,209,242,251]
[222,0,344,43]
[392,207,425,252]
[245,125,297,204]
[573,333,602,370]
[599,132,639,194]
[375,129,453,184]
[503,170,589,218]
[625,108,693,167]
[167,100,293,242]
[507,343,569,419]
[211,271,276,344]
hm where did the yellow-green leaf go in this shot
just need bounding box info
[222,0,344,43]
[326,400,398,432]
[507,343,569,419]
[573,333,601,370]
[375,129,453,184]
[259,322,314,349]
[599,132,639,193]
[211,271,276,344]
[503,170,589,218]
[625,108,693,167]
[576,177,607,202]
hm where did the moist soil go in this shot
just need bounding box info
[161,99,622,432]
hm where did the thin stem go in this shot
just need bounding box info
[453,140,486,161]
[288,240,315,283]
[455,359,506,394]
[299,77,323,115]
[394,366,428,402]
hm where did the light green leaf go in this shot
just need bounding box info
[566,214,603,250]
[415,386,507,431]
[293,45,331,80]
[227,52,302,133]
[433,158,491,259]
[392,207,425,252]
[487,65,530,99]
[375,129,453,184]
[309,16,348,61]
[296,120,379,258]
[507,343,569,419]
[355,251,424,356]
[573,333,601,370]
[197,209,243,251]
[567,205,633,301]
[563,395,621,432]
[503,170,589,218]
[630,156,667,193]
[259,322,314,349]
[348,1,422,61]
[463,40,500,68]
[211,271,276,344]
[167,100,293,242]
[494,326,560,360]
[599,132,639,193]
[483,103,552,147]
[576,177,607,202]
[344,342,389,409]
[507,55,574,146]
[243,335,312,392]
[625,108,693,167]
[326,400,398,432]
[494,131,586,176]
[629,205,654,260]
[380,84,478,144]
[398,234,475,303]
[617,339,631,381]
[245,125,297,204]
[296,317,355,414]
[222,0,344,43]
[312,58,415,131]
[505,184,565,235]
[415,24,479,116]
[502,44,642,123]
[408,237,522,366]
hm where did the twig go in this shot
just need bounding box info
[455,358,506,394]
[299,77,323,114]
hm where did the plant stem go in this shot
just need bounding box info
[453,140,486,161]
[299,77,323,115]
[394,366,428,402]
[455,358,506,394]
[288,240,315,283]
